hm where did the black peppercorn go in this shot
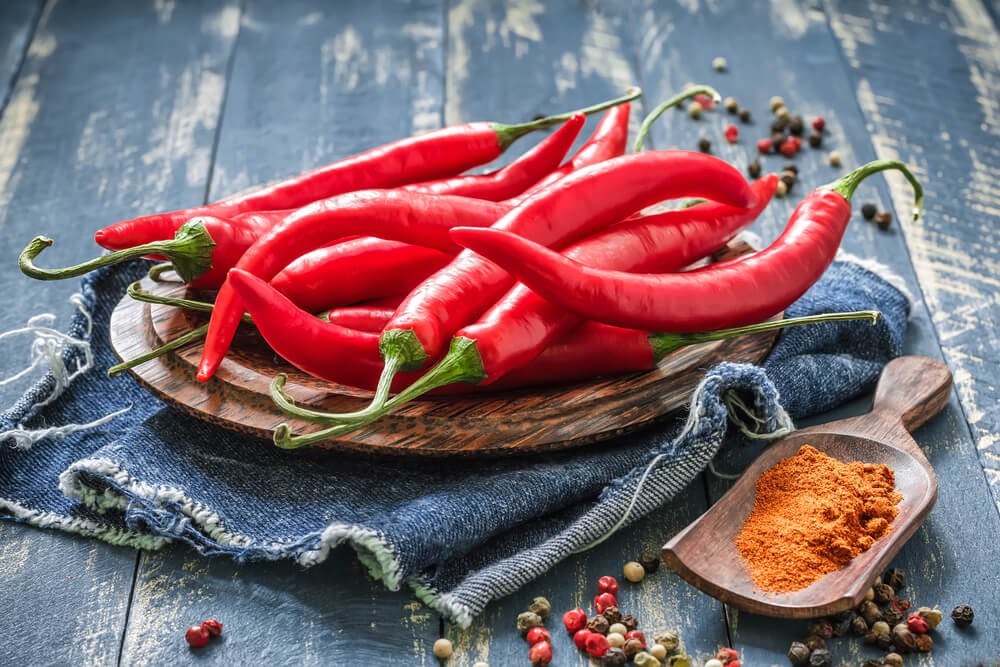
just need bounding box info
[603,606,622,624]
[787,642,811,666]
[914,633,933,652]
[783,163,798,174]
[808,620,834,640]
[873,583,895,604]
[874,211,892,230]
[621,615,638,632]
[859,600,883,626]
[808,133,822,148]
[772,116,789,131]
[639,552,660,574]
[861,202,877,220]
[951,604,974,626]
[850,615,869,636]
[724,97,740,114]
[603,647,628,666]
[884,568,906,591]
[789,116,804,136]
[884,653,903,667]
[876,632,893,650]
[698,138,711,153]
[738,108,751,123]
[780,173,796,190]
[587,615,610,635]
[807,648,832,667]
[803,635,825,651]
[882,608,903,628]
[831,612,853,638]
[771,132,787,147]
[893,627,916,653]
[747,159,762,179]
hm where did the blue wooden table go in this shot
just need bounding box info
[1,1,999,664]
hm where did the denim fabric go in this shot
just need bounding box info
[0,258,908,626]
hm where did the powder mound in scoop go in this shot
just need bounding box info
[735,444,902,592]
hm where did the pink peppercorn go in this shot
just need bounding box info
[594,593,618,615]
[526,627,551,645]
[724,124,739,143]
[201,619,223,637]
[185,625,210,648]
[529,640,553,666]
[563,608,587,634]
[779,140,798,157]
[694,93,715,110]
[625,630,646,647]
[907,614,930,634]
[812,117,826,132]
[715,647,738,661]
[757,138,772,154]
[597,576,619,596]
[574,628,593,650]
[585,632,611,657]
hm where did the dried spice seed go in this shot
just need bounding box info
[518,611,544,634]
[882,608,903,628]
[874,583,895,604]
[713,56,728,71]
[668,654,692,667]
[780,173,796,190]
[603,607,623,624]
[201,619,223,637]
[649,644,668,660]
[775,106,791,121]
[884,653,903,667]
[907,614,929,634]
[812,117,826,132]
[863,631,878,645]
[585,632,611,657]
[604,647,628,666]
[704,659,724,667]
[808,133,822,148]
[809,620,834,640]
[529,597,552,619]
[594,593,617,615]
[789,116,804,136]
[787,642,810,666]
[850,615,869,636]
[915,633,933,652]
[724,124,740,143]
[772,132,787,147]
[893,627,917,653]
[725,97,739,113]
[621,615,639,632]
[624,561,646,582]
[829,151,842,167]
[739,108,752,123]
[780,141,798,158]
[185,625,210,649]
[874,211,893,230]
[654,630,680,652]
[807,648,832,667]
[433,638,453,659]
[607,632,626,648]
[783,163,798,174]
[871,620,891,636]
[526,627,551,646]
[573,629,592,650]
[861,203,877,220]
[587,615,610,635]
[625,630,647,647]
[776,180,788,198]
[635,652,662,667]
[772,117,789,132]
[639,553,661,574]
[698,138,711,153]
[915,606,943,630]
[598,576,620,596]
[529,640,552,666]
[860,600,883,625]
[804,635,825,651]
[623,638,644,659]
[951,604,974,626]
[876,632,893,650]
[769,96,785,111]
[563,608,587,634]
[757,138,773,154]
[695,93,715,110]
[688,102,704,119]
[748,160,762,179]
[608,623,627,636]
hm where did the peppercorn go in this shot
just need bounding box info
[780,173,796,190]
[698,138,711,153]
[779,140,798,158]
[851,615,869,636]
[738,108,751,123]
[603,607,623,624]
[649,643,668,660]
[812,117,826,132]
[594,593,617,615]
[587,615,610,635]
[808,620,833,640]
[829,612,852,637]
[771,131,787,147]
[871,620,891,636]
[771,117,789,132]
[874,583,895,604]
[713,56,727,71]
[789,116,804,136]
[747,159,762,179]
[876,632,893,650]
[893,627,917,653]
[624,561,645,583]
[598,575,619,595]
[688,102,703,119]
[808,648,832,667]
[863,631,878,645]
[639,552,661,574]
[624,638,644,659]
[668,653,691,667]
[883,653,903,667]
[807,133,822,147]
[915,606,943,630]
[864,587,876,602]
[626,630,646,648]
[585,632,611,658]
[526,627,551,646]
[775,106,791,121]
[860,600,883,626]
[860,661,883,667]
[769,96,785,111]
[604,647,628,666]
[563,608,587,634]
[573,628,592,650]
[882,608,903,628]
[201,619,223,637]
[883,568,906,591]
[635,652,662,667]
[860,202,877,220]
[724,124,739,143]
[874,211,892,230]
[529,640,552,666]
[756,138,772,154]
[473,662,490,667]
[433,638,453,659]
[724,97,739,113]
[608,623,627,636]
[787,642,811,666]
[704,659,724,667]
[694,93,714,110]
[621,615,638,632]
[607,632,626,648]
[892,597,911,614]
[951,604,974,626]
[906,614,928,634]
[185,625,210,648]
[528,596,551,619]
[914,633,933,652]
[654,630,679,652]
[776,180,788,198]
[517,611,543,634]
[804,635,825,651]
[829,150,842,166]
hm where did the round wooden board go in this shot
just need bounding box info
[110,242,780,457]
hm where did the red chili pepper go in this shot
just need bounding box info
[449,160,922,332]
[323,306,396,332]
[95,89,639,250]
[401,114,584,200]
[197,191,511,381]
[270,237,451,313]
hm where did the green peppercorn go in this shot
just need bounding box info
[528,596,551,619]
[604,647,628,666]
[634,651,660,667]
[951,604,974,626]
[738,108,751,123]
[639,552,661,574]
[883,653,903,667]
[804,635,825,651]
[587,615,610,635]
[604,607,623,624]
[914,633,933,652]
[915,606,943,630]
[884,568,906,591]
[621,615,638,632]
[698,138,711,153]
[654,630,679,653]
[808,648,832,667]
[876,632,893,650]
[893,627,917,653]
[668,653,691,667]
[787,642,811,666]
[516,611,543,634]
[861,203,877,220]
[850,615,869,636]
[874,583,895,604]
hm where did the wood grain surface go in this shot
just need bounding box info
[2,0,1000,665]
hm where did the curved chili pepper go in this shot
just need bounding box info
[324,307,397,332]
[273,174,776,427]
[270,237,451,314]
[322,149,756,422]
[95,89,640,250]
[196,191,512,381]
[451,160,922,333]
[401,113,585,200]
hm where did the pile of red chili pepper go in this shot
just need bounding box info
[19,84,923,449]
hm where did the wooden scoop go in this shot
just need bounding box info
[662,355,952,618]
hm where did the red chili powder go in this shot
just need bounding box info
[735,444,902,592]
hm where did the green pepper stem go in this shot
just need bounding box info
[493,86,642,150]
[650,310,882,362]
[632,85,722,153]
[148,262,177,282]
[127,278,252,324]
[19,219,216,283]
[825,159,923,221]
[108,324,208,377]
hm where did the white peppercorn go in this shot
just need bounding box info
[433,638,453,659]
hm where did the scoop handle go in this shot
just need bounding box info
[872,356,952,432]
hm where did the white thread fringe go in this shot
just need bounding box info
[0,293,130,448]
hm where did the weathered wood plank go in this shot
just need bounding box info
[0,0,40,113]
[442,1,729,662]
[0,1,241,665]
[119,1,445,663]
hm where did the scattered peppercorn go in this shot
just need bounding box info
[771,131,787,147]
[624,561,646,583]
[756,138,772,154]
[874,583,895,604]
[883,653,903,667]
[891,596,911,614]
[782,163,798,173]
[586,632,611,658]
[688,101,703,119]
[914,633,933,652]
[874,211,893,230]
[636,651,662,667]
[738,107,752,123]
[185,625,210,648]
[808,133,822,148]
[804,635,825,651]
[694,93,715,110]
[433,638,453,659]
[626,630,647,648]
[864,587,876,602]
[829,151,842,166]
[863,631,878,645]
[608,622,627,636]
[906,614,929,634]
[529,640,552,666]
[724,96,739,113]
[649,643,668,660]
[861,202,877,220]
[563,608,587,634]
[712,56,727,71]
[869,620,890,637]
[525,627,551,646]
[594,593,618,615]
[573,628,592,650]
[893,627,917,653]
[201,619,223,637]
[528,596,551,619]
[623,638,644,659]
[715,647,738,664]
[518,611,543,634]
[788,642,811,666]
[639,553,661,574]
[604,647,628,666]
[876,632,893,650]
[860,600,883,625]
[808,648,832,667]
[809,620,834,640]
[698,138,711,153]
[654,630,680,652]
[704,659,724,667]
[747,159,762,179]
[812,117,826,132]
[775,106,791,121]
[780,173,796,190]
[882,608,903,628]
[603,607,623,624]
[860,661,883,667]
[588,615,610,635]
[915,606,943,630]
[850,615,869,636]
[724,124,739,143]
[473,662,490,667]
[621,615,638,632]
[789,116,804,136]
[598,576,620,596]
[771,117,789,132]
[776,180,788,197]
[668,653,692,667]
[608,632,626,648]
[951,604,974,627]
[769,96,785,111]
